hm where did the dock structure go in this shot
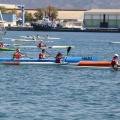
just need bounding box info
[5,26,34,31]
[5,26,120,32]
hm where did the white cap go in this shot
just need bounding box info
[114,54,119,57]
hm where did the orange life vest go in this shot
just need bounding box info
[55,56,62,63]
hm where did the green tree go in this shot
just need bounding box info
[34,6,58,20]
[45,6,58,19]
[18,12,22,17]
[0,6,7,13]
[9,9,17,14]
[25,11,33,22]
[34,8,45,20]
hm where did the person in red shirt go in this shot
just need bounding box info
[39,49,51,59]
[55,52,62,63]
[39,49,46,59]
[0,42,4,48]
[38,40,46,47]
[111,54,119,68]
[13,48,25,59]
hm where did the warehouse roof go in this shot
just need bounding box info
[0,4,17,9]
[85,9,120,14]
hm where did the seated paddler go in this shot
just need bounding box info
[55,52,62,63]
[13,48,26,59]
[38,40,46,48]
[39,49,51,59]
[111,54,120,69]
[0,42,5,48]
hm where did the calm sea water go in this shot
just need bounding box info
[0,31,120,120]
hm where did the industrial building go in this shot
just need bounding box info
[2,14,16,26]
[0,4,25,26]
[84,9,120,28]
[0,4,86,27]
[1,4,120,29]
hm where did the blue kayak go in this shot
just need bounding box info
[0,56,99,63]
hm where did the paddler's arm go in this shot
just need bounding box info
[20,53,33,59]
[117,62,120,67]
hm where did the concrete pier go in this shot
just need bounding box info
[5,26,34,31]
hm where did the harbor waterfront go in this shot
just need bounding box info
[5,26,120,32]
[1,31,120,119]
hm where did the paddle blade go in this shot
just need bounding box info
[67,46,71,56]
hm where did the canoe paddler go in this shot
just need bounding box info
[38,40,46,47]
[0,42,5,48]
[32,36,36,40]
[111,54,120,69]
[39,49,51,59]
[39,49,46,59]
[36,34,40,38]
[55,52,62,63]
[46,35,49,39]
[13,48,26,59]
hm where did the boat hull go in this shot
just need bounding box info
[109,42,120,44]
[78,61,111,67]
[2,62,70,65]
[2,60,120,70]
[0,47,16,51]
[72,61,120,70]
[20,36,60,40]
[2,60,119,71]
[0,56,99,63]
[13,45,75,49]
[33,24,84,32]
